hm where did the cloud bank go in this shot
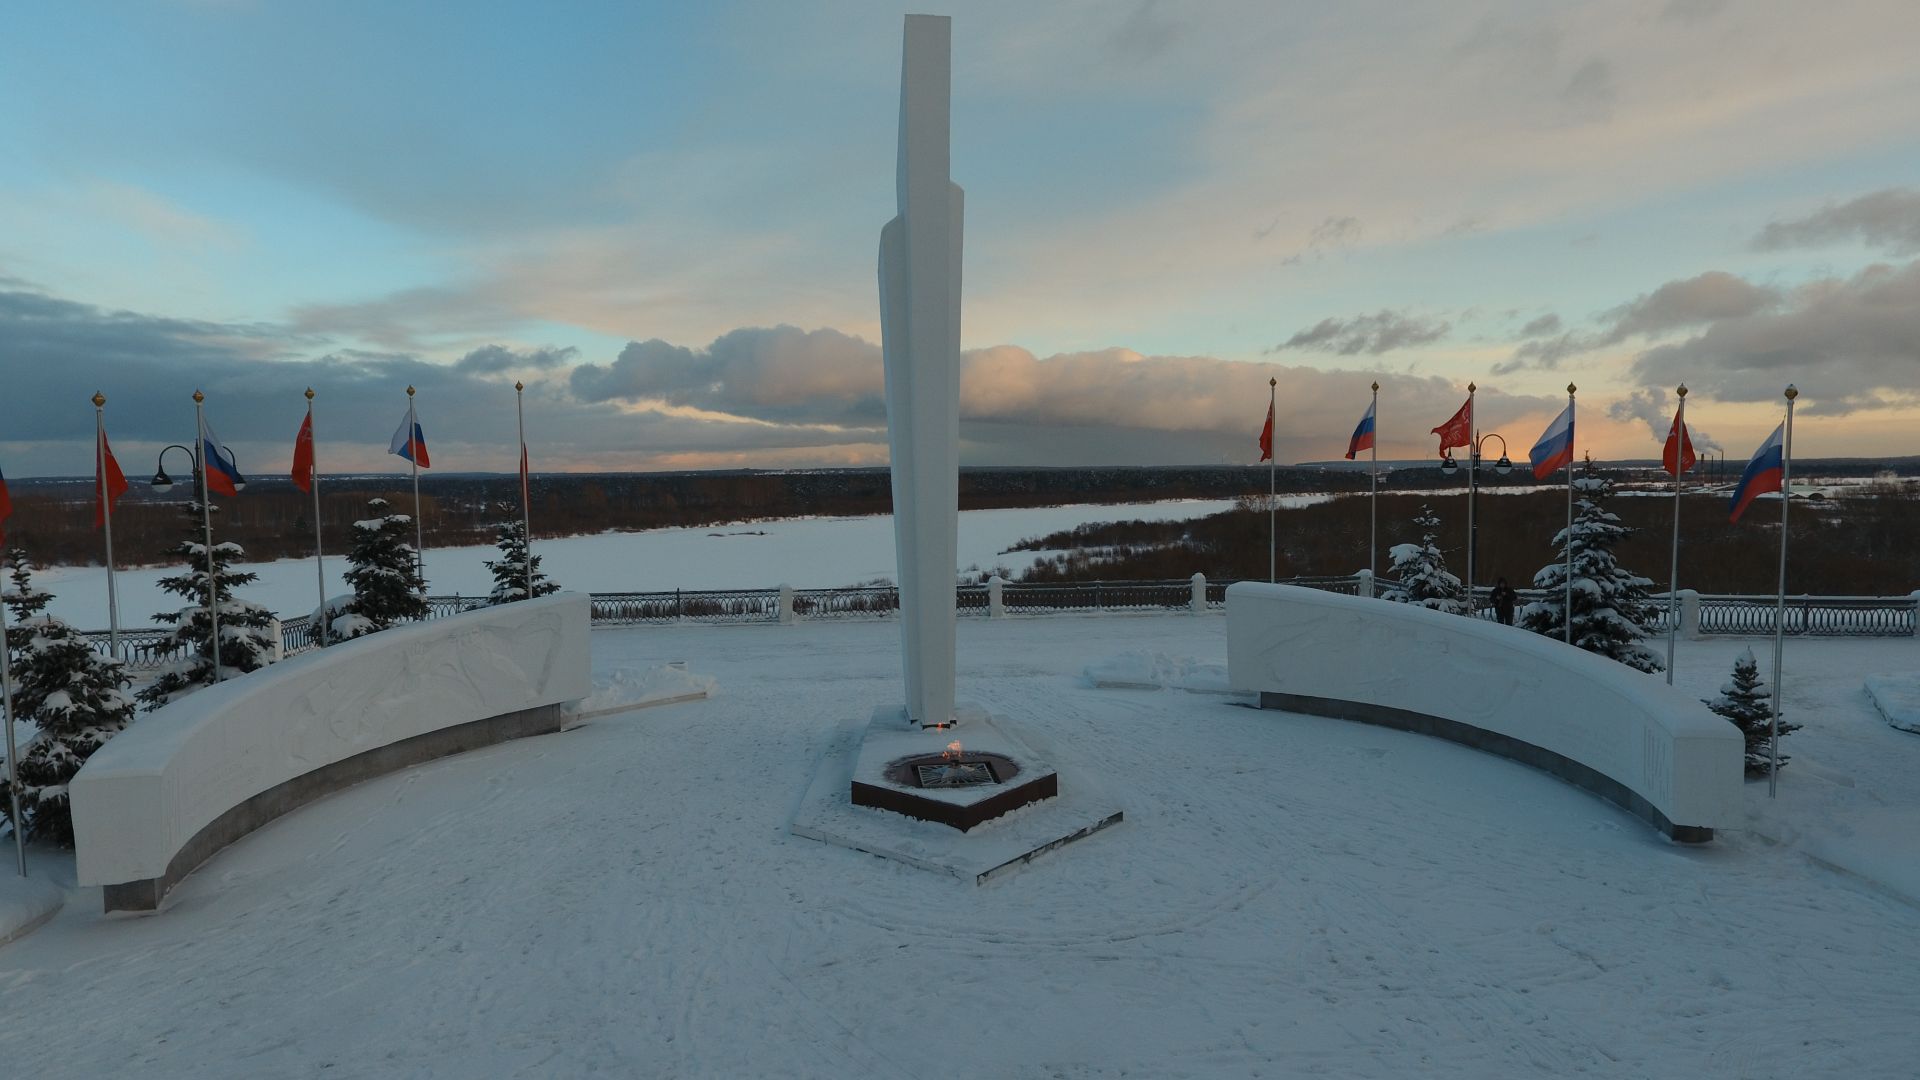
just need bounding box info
[1754,188,1920,256]
[0,283,1567,477]
[1271,310,1451,356]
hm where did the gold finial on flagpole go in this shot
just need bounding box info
[1784,384,1798,400]
[193,389,205,404]
[406,385,416,398]
[1567,383,1577,394]
[1677,384,1688,398]
[1371,381,1379,391]
[305,387,315,401]
[1467,381,1476,393]
[92,391,106,408]
[515,381,524,392]
[1268,377,1276,387]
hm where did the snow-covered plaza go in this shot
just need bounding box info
[1,612,1916,1077]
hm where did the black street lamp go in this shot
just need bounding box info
[1440,431,1511,614]
[150,443,245,493]
[148,391,246,683]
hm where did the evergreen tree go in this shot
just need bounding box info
[485,508,559,605]
[326,497,427,641]
[0,556,137,845]
[4,548,53,653]
[1519,476,1664,672]
[1704,647,1799,777]
[1382,504,1465,614]
[137,501,279,709]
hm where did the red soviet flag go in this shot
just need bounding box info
[519,440,530,511]
[1430,398,1472,457]
[1257,401,1274,462]
[1662,410,1696,478]
[291,412,316,493]
[94,430,130,528]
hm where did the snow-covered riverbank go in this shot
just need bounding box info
[31,498,1248,628]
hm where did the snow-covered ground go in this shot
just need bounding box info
[29,499,1243,628]
[2,615,1916,1077]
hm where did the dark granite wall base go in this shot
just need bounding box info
[1258,691,1711,844]
[851,772,1059,832]
[104,703,566,913]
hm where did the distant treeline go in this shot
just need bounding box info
[1010,474,1920,596]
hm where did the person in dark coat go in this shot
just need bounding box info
[1490,577,1518,626]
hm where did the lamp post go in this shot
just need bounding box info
[1441,431,1511,614]
[151,425,246,683]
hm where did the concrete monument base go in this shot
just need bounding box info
[849,704,1055,831]
[791,706,1121,883]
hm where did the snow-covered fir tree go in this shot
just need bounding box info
[1382,504,1465,614]
[325,497,427,641]
[136,501,279,709]
[4,548,53,652]
[1704,647,1799,776]
[1519,475,1664,672]
[485,508,559,605]
[0,555,137,845]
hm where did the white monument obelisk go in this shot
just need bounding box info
[879,13,963,730]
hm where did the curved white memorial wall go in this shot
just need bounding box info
[71,592,591,911]
[1226,582,1742,842]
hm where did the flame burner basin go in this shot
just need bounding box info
[854,746,1054,831]
[891,752,1017,790]
[917,760,996,787]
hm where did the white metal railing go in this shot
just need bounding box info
[77,575,1919,670]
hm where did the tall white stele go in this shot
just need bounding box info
[879,14,963,730]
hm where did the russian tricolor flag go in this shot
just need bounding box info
[389,408,431,468]
[1527,403,1575,480]
[1343,401,1376,460]
[200,411,243,497]
[1730,423,1785,523]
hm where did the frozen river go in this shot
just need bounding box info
[28,498,1281,628]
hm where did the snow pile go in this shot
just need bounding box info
[1864,674,1920,734]
[1083,650,1229,692]
[0,872,62,949]
[566,663,716,720]
[1797,807,1920,908]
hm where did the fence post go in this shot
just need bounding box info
[1911,591,1920,639]
[988,576,1005,618]
[1190,572,1206,613]
[778,584,796,625]
[1678,589,1702,640]
[1356,569,1374,598]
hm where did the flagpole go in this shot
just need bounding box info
[2,591,24,874]
[1369,381,1379,582]
[1564,383,1576,645]
[407,385,425,591]
[1267,377,1276,583]
[307,389,327,646]
[516,381,532,598]
[1665,385,1687,684]
[195,391,223,684]
[1769,384,1797,798]
[94,392,121,663]
[1465,382,1477,616]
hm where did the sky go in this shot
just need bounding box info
[3,0,1919,479]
